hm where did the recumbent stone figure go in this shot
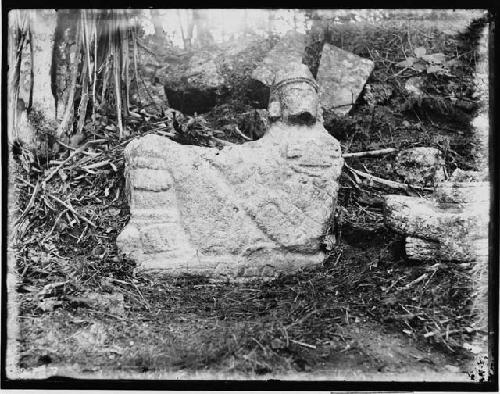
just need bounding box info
[117,62,344,279]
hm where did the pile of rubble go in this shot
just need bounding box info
[161,30,374,117]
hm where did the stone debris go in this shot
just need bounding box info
[316,43,374,116]
[383,169,489,262]
[363,83,393,106]
[404,76,424,97]
[393,147,446,187]
[117,63,344,279]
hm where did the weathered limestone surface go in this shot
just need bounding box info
[117,125,343,278]
[316,44,374,116]
[269,63,321,124]
[394,147,445,186]
[384,170,489,262]
[251,31,305,87]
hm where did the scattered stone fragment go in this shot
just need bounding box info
[363,83,394,106]
[394,147,445,186]
[404,76,424,97]
[316,43,374,116]
[38,298,63,312]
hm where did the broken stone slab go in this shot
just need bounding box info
[316,43,374,116]
[383,170,489,262]
[117,123,343,279]
[394,147,446,187]
[251,30,305,87]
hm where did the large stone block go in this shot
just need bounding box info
[316,44,374,116]
[117,123,343,279]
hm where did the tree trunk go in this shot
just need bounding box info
[150,9,164,41]
[52,9,78,121]
[7,10,23,144]
[178,9,194,51]
[193,9,214,48]
[29,9,57,121]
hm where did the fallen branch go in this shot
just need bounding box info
[286,309,317,329]
[43,139,106,184]
[82,160,110,170]
[16,178,96,228]
[15,181,40,225]
[345,164,433,191]
[402,273,429,290]
[290,339,316,349]
[342,147,397,158]
[233,126,252,141]
[46,194,96,228]
[423,328,461,339]
[213,137,236,147]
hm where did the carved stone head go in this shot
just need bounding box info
[268,62,321,126]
